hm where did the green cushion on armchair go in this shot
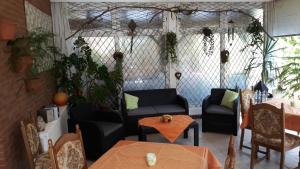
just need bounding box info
[221,90,239,109]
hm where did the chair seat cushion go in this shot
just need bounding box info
[127,106,157,117]
[205,105,234,115]
[153,104,185,114]
[35,153,52,169]
[256,133,300,150]
[95,122,123,137]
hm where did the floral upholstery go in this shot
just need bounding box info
[35,153,52,169]
[26,123,40,157]
[56,140,85,169]
[240,89,254,116]
[256,133,300,150]
[253,108,282,138]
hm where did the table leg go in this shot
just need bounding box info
[194,124,199,146]
[184,128,189,139]
[138,126,147,141]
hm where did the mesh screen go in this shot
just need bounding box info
[65,2,264,108]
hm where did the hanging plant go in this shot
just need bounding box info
[202,27,214,56]
[166,32,177,63]
[220,50,229,64]
[127,19,137,53]
[243,19,264,51]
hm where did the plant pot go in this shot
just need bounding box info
[13,56,33,73]
[0,20,16,40]
[25,78,42,92]
[221,50,229,64]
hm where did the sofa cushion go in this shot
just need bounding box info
[125,89,178,106]
[124,93,139,110]
[205,105,234,115]
[94,122,123,137]
[210,89,226,105]
[154,104,186,114]
[221,90,239,109]
[127,106,157,117]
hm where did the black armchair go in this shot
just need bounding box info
[68,103,124,160]
[202,88,240,136]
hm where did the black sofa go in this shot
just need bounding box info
[202,88,240,136]
[121,88,189,136]
[68,103,124,160]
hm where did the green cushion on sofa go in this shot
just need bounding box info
[125,93,139,110]
[221,90,239,109]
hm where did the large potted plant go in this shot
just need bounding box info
[54,37,124,110]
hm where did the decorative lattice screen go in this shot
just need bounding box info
[65,2,264,108]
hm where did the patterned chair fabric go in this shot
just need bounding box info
[240,89,255,117]
[56,140,85,169]
[26,123,40,157]
[21,121,52,169]
[35,153,52,169]
[252,107,283,148]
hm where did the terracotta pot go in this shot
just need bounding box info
[14,56,33,73]
[53,92,68,106]
[25,78,42,92]
[0,20,16,40]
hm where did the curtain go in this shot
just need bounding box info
[51,2,72,56]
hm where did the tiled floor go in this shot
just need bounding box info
[125,119,300,169]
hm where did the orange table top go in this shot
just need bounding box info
[138,115,194,143]
[240,99,300,132]
[89,140,222,169]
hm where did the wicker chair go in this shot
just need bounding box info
[250,102,300,169]
[48,125,87,169]
[239,89,255,150]
[20,120,52,169]
[224,135,236,169]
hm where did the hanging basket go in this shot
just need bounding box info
[0,20,16,40]
[220,50,229,64]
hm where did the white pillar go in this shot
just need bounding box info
[164,3,178,89]
[220,12,228,88]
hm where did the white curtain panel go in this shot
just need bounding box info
[51,2,72,56]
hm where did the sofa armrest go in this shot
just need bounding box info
[177,95,189,115]
[232,97,240,115]
[202,95,211,115]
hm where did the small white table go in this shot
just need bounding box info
[39,105,68,152]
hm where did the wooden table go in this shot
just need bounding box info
[138,115,199,145]
[240,99,300,132]
[89,140,222,169]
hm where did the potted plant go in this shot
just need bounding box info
[8,38,33,73]
[202,27,214,56]
[166,32,177,63]
[8,28,57,92]
[0,20,16,40]
[221,50,229,64]
[8,28,55,74]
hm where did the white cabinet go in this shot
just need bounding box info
[39,105,68,152]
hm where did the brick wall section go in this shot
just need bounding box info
[0,1,54,169]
